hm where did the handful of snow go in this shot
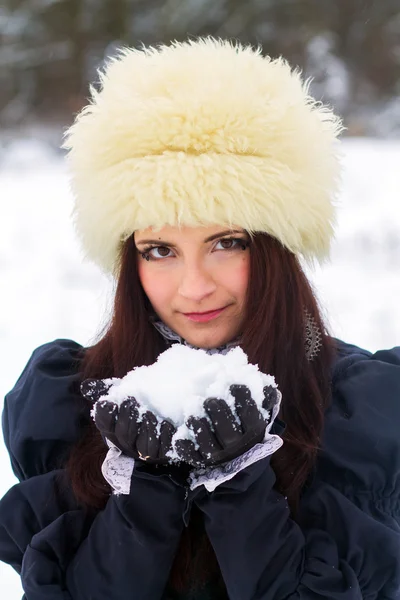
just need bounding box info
[100,345,278,444]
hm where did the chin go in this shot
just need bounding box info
[183,329,235,350]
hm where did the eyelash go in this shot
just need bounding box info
[140,237,250,262]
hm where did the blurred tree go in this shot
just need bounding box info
[321,0,400,110]
[0,0,399,136]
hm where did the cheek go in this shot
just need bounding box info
[138,261,174,308]
[138,260,165,306]
[237,255,250,296]
[221,254,250,299]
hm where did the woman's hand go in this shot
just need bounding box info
[80,379,176,464]
[174,384,279,468]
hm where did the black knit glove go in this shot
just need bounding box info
[80,378,177,465]
[174,384,279,468]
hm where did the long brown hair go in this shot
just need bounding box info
[66,232,336,594]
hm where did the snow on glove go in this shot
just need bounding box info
[80,378,177,465]
[174,384,278,468]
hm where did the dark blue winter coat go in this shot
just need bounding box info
[0,338,399,599]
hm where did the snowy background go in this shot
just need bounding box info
[0,137,399,597]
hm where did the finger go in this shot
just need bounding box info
[93,400,118,436]
[229,384,264,433]
[174,438,204,468]
[114,398,140,453]
[204,398,242,448]
[159,420,176,461]
[136,411,159,461]
[81,378,111,402]
[187,416,221,461]
[262,386,279,414]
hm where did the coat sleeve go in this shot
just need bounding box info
[195,346,400,600]
[0,340,188,599]
[2,338,88,481]
[19,465,187,600]
[0,339,89,575]
[0,470,82,574]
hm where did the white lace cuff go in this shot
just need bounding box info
[101,441,135,495]
[101,430,283,496]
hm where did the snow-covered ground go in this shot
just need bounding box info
[0,137,399,597]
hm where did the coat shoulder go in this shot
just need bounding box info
[331,337,400,423]
[2,339,89,482]
[320,338,400,515]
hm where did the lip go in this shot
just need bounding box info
[182,306,227,323]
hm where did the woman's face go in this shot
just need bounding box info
[134,225,250,349]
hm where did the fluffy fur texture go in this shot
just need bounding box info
[64,37,344,275]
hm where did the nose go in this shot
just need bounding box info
[178,261,217,302]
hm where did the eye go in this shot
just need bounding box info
[215,237,249,251]
[140,245,173,261]
[152,246,172,258]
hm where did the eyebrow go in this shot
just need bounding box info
[135,229,246,246]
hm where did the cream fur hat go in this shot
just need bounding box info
[64,37,344,275]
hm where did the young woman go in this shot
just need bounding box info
[0,38,399,600]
